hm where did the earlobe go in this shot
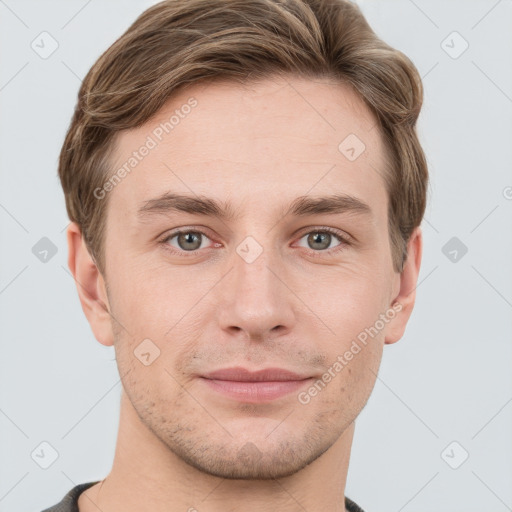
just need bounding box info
[384,227,423,345]
[67,222,114,347]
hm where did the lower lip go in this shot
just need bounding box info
[200,378,311,402]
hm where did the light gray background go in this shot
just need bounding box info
[1,1,511,511]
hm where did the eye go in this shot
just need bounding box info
[161,229,214,253]
[295,228,350,256]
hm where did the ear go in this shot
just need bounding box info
[67,222,114,346]
[384,226,423,345]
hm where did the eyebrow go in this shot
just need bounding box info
[137,192,372,221]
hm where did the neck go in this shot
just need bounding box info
[79,391,354,512]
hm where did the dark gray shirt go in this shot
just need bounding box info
[41,481,366,511]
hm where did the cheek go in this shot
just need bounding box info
[312,267,392,341]
[297,339,382,428]
[109,259,194,334]
[309,268,389,405]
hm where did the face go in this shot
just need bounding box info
[98,75,404,479]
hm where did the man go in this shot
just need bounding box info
[42,0,427,510]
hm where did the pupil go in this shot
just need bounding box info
[180,232,200,250]
[309,232,329,250]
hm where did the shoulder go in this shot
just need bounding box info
[41,481,100,512]
[345,495,367,512]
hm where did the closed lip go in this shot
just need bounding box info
[201,367,311,382]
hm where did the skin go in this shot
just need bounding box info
[69,74,422,512]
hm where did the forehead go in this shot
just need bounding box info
[107,75,388,220]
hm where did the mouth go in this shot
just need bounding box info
[199,367,313,403]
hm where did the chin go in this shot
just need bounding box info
[166,433,330,480]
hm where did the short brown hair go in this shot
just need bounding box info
[59,0,428,275]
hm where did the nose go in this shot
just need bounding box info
[215,240,296,342]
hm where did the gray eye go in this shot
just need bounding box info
[298,231,341,251]
[307,232,331,250]
[171,231,206,251]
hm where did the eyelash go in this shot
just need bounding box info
[158,227,351,259]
